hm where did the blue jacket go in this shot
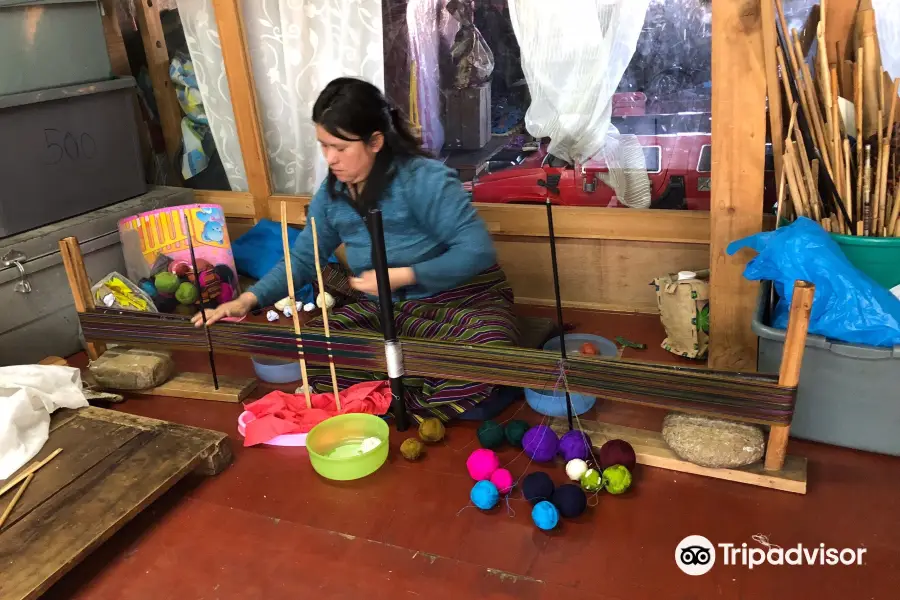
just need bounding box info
[247,156,497,307]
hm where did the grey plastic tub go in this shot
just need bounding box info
[0,77,147,238]
[753,281,900,456]
[0,0,112,95]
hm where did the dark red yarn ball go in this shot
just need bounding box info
[598,439,636,471]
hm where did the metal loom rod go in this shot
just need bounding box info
[182,210,219,389]
[367,208,409,431]
[545,198,575,431]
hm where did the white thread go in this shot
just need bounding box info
[385,341,405,378]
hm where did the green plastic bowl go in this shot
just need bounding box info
[305,414,390,481]
[831,233,900,290]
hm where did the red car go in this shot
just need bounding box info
[463,112,775,212]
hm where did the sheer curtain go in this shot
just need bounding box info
[508,0,651,208]
[176,0,384,195]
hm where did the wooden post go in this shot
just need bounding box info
[59,237,106,361]
[764,280,814,471]
[708,0,768,372]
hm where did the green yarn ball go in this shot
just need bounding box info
[580,468,603,492]
[154,271,180,294]
[175,281,199,305]
[504,419,529,447]
[400,438,425,461]
[418,418,445,443]
[602,465,632,494]
[477,420,505,448]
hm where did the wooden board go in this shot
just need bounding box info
[708,0,768,371]
[0,406,232,600]
[549,418,807,495]
[128,372,258,403]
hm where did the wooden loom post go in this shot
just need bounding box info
[764,280,815,472]
[310,217,341,411]
[279,201,312,409]
[59,237,106,361]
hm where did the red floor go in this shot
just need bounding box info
[43,308,900,600]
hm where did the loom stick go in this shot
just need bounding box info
[0,448,62,499]
[545,198,575,431]
[0,473,33,530]
[764,281,814,472]
[59,237,106,360]
[182,211,219,389]
[310,217,340,411]
[279,201,312,409]
[367,208,409,432]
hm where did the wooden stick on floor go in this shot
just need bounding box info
[0,473,33,530]
[310,217,341,411]
[765,281,815,472]
[59,238,106,361]
[279,201,311,409]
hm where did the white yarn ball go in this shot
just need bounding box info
[316,292,335,309]
[565,458,588,482]
[265,309,279,322]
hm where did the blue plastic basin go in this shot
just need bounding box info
[251,356,302,383]
[524,333,618,417]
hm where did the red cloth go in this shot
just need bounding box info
[241,380,392,446]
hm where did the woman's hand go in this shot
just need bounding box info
[192,292,258,327]
[350,267,415,295]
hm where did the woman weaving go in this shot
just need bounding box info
[192,77,518,423]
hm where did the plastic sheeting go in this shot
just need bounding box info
[508,0,652,208]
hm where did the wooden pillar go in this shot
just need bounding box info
[708,0,768,371]
[765,281,814,471]
[213,0,273,222]
[59,238,106,362]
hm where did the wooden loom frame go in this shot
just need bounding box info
[60,232,816,494]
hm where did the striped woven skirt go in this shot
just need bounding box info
[304,265,519,423]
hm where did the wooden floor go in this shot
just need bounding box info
[41,308,900,600]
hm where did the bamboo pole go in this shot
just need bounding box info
[765,281,815,472]
[280,201,312,408]
[59,238,106,361]
[0,448,62,499]
[310,217,341,411]
[0,474,33,530]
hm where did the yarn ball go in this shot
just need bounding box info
[168,259,191,277]
[470,480,500,510]
[173,303,195,316]
[504,419,529,447]
[154,272,180,294]
[565,458,589,482]
[418,418,445,443]
[175,281,199,305]
[602,465,633,494]
[477,420,505,448]
[522,425,559,462]
[598,439,637,471]
[559,430,592,462]
[532,501,559,531]
[551,483,587,518]
[489,468,514,495]
[400,438,424,461]
[522,471,555,505]
[138,278,158,298]
[466,449,500,481]
[214,264,236,284]
[580,468,604,492]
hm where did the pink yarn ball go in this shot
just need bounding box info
[466,448,500,481]
[490,468,514,494]
[219,282,235,303]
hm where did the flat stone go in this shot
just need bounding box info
[661,412,765,468]
[88,346,174,391]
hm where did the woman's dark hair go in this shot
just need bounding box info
[312,77,429,212]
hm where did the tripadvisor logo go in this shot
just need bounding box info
[676,535,867,575]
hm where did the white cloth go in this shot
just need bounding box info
[0,366,89,479]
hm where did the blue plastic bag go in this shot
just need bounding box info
[727,217,900,347]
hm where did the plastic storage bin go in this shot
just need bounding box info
[0,0,112,96]
[0,77,147,238]
[752,281,900,456]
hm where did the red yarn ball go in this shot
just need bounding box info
[598,439,636,471]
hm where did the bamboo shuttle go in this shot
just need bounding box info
[280,201,312,408]
[310,216,341,411]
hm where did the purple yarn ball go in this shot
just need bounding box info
[522,425,560,462]
[559,430,592,462]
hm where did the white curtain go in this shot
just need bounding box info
[873,0,899,80]
[176,0,385,195]
[508,0,652,208]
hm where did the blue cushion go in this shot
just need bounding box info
[232,218,300,280]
